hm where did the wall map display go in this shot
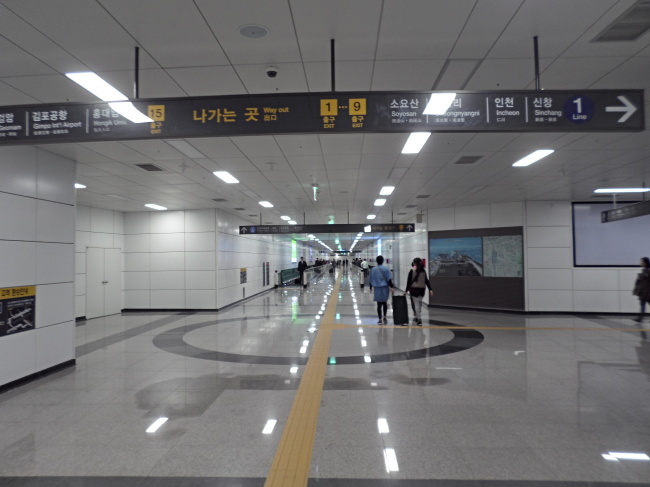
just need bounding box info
[0,286,36,338]
[0,90,643,146]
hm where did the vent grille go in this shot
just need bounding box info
[397,212,407,215]
[593,1,650,42]
[233,207,245,210]
[135,163,164,172]
[416,195,430,199]
[406,204,417,208]
[454,155,483,165]
[212,198,227,202]
[248,214,257,217]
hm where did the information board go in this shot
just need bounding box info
[239,223,415,235]
[0,286,36,337]
[0,90,643,145]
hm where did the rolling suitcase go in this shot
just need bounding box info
[392,294,409,325]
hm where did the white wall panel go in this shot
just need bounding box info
[125,234,150,253]
[573,291,620,313]
[150,271,184,289]
[36,243,74,284]
[185,209,216,232]
[35,321,75,371]
[186,252,215,271]
[151,210,185,233]
[75,231,91,253]
[186,290,216,309]
[36,283,74,327]
[150,252,185,271]
[526,201,571,227]
[151,290,185,308]
[527,247,572,269]
[124,212,150,234]
[124,272,151,290]
[75,250,86,275]
[0,146,37,197]
[527,269,573,290]
[36,202,75,244]
[75,274,86,297]
[90,208,114,234]
[618,269,640,292]
[150,233,184,252]
[490,202,524,228]
[124,252,149,271]
[619,291,640,313]
[528,290,573,311]
[0,192,36,241]
[76,295,85,318]
[428,207,455,230]
[89,233,114,248]
[76,205,91,231]
[573,269,619,291]
[113,234,124,250]
[455,205,491,229]
[36,150,75,205]
[185,232,215,252]
[186,271,216,290]
[113,212,125,235]
[0,331,35,386]
[0,242,36,288]
[124,290,150,308]
[526,226,572,248]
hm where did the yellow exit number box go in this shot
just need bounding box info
[320,99,338,116]
[349,98,366,115]
[148,105,165,121]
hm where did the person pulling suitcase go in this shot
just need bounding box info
[368,255,393,324]
[405,257,434,325]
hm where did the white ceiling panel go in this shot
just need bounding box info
[465,58,552,90]
[231,136,283,157]
[304,61,374,92]
[166,66,247,97]
[275,135,322,156]
[371,60,446,91]
[319,134,363,155]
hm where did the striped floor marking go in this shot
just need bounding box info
[264,273,342,487]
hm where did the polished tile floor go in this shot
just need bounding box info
[1,267,649,486]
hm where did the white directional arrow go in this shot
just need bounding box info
[605,95,637,123]
[241,227,248,233]
[406,225,414,231]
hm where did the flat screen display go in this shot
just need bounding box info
[429,237,483,276]
[573,202,650,267]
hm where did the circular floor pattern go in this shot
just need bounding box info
[152,315,484,365]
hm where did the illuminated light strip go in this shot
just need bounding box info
[265,273,342,487]
[146,417,168,433]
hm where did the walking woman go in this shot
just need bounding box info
[369,255,393,324]
[405,257,434,326]
[633,257,650,323]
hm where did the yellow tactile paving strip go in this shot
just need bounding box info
[264,273,342,487]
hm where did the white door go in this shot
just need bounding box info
[86,247,122,319]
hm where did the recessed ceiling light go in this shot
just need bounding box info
[380,186,395,196]
[259,201,273,208]
[262,419,277,434]
[74,183,86,189]
[288,220,297,225]
[594,188,650,193]
[145,204,167,211]
[213,171,239,184]
[281,216,291,220]
[512,149,554,167]
[401,132,431,154]
[374,199,387,206]
[367,214,376,220]
[146,417,168,433]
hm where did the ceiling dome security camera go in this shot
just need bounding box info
[266,66,278,78]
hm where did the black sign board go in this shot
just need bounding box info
[601,200,650,223]
[0,286,36,337]
[0,90,643,146]
[239,223,415,235]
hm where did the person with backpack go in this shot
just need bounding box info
[369,255,393,324]
[405,257,434,326]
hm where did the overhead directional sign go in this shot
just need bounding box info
[601,200,650,223]
[0,90,643,145]
[239,223,415,235]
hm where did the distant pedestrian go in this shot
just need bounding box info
[369,255,393,324]
[633,257,650,323]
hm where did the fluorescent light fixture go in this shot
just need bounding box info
[358,328,363,333]
[213,171,239,184]
[423,93,457,115]
[367,215,376,220]
[302,340,309,347]
[377,418,390,434]
[145,204,167,211]
[357,233,363,237]
[308,234,315,238]
[74,183,86,189]
[290,366,298,374]
[281,216,291,220]
[262,419,277,434]
[603,452,650,461]
[66,72,127,101]
[512,149,554,167]
[383,448,399,472]
[288,220,297,225]
[374,199,387,206]
[167,139,205,158]
[380,186,395,196]
[401,132,431,154]
[108,102,153,123]
[364,355,371,363]
[361,339,367,347]
[146,417,168,433]
[371,382,378,387]
[594,188,650,193]
[259,201,273,208]
[299,346,307,353]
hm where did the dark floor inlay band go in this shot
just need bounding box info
[152,317,484,365]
